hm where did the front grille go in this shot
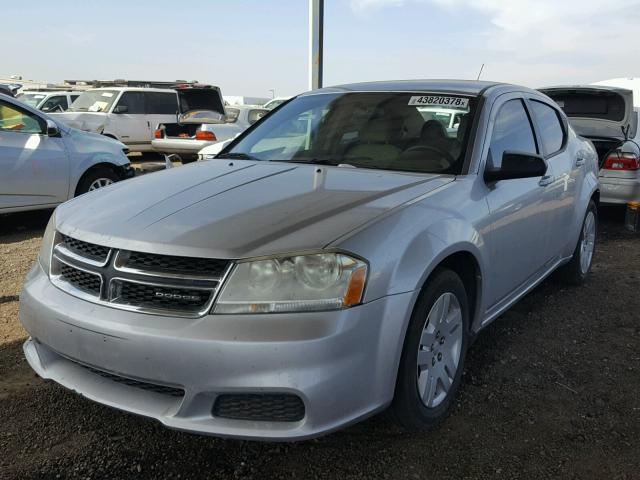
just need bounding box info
[82,364,184,398]
[111,280,211,313]
[213,394,305,422]
[126,251,229,278]
[51,234,231,317]
[60,264,101,295]
[62,235,110,263]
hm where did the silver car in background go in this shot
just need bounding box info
[20,80,599,440]
[540,85,639,205]
[0,93,133,214]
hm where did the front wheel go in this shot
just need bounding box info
[558,200,597,285]
[75,167,120,196]
[390,268,469,430]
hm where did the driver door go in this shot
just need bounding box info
[483,95,556,311]
[0,99,69,210]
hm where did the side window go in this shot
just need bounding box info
[529,100,565,155]
[145,92,178,114]
[115,92,145,114]
[0,101,44,134]
[489,99,538,167]
[248,109,267,125]
[41,96,68,112]
[70,95,80,103]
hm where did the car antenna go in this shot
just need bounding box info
[476,63,485,81]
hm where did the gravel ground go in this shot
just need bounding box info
[1,207,638,480]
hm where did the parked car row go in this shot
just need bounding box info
[19,79,600,441]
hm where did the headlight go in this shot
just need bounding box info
[213,252,367,314]
[38,211,57,276]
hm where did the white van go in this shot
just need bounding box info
[51,87,181,153]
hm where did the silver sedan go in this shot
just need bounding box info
[20,80,599,440]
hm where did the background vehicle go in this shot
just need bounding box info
[153,103,267,163]
[20,80,599,440]
[51,87,181,153]
[540,85,639,205]
[17,91,81,113]
[224,95,270,106]
[262,96,292,110]
[0,93,133,213]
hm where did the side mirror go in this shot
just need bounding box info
[113,105,128,114]
[46,119,60,137]
[484,151,547,183]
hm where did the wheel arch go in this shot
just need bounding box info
[73,162,121,196]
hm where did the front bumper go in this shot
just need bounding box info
[20,264,413,440]
[599,176,640,205]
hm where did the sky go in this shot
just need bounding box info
[3,0,640,97]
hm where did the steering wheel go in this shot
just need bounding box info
[401,145,456,165]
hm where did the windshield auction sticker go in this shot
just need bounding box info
[408,96,469,108]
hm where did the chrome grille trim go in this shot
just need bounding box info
[49,233,233,318]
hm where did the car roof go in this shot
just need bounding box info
[305,79,504,96]
[83,87,177,93]
[20,91,80,95]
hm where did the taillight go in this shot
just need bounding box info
[196,130,217,141]
[603,152,640,171]
[154,129,163,139]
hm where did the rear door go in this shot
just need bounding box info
[0,99,69,210]
[483,95,556,310]
[112,91,150,149]
[527,97,582,257]
[145,91,179,131]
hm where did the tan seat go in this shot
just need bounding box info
[344,118,401,168]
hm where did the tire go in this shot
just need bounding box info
[558,200,597,285]
[390,268,470,431]
[75,167,120,196]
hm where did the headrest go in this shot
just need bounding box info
[361,118,396,143]
[456,114,469,141]
[420,120,447,141]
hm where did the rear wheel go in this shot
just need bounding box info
[390,268,469,430]
[75,167,119,196]
[559,200,597,285]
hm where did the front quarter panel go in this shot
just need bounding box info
[332,177,490,328]
[62,130,130,195]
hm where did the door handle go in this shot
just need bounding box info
[575,156,585,167]
[538,175,554,187]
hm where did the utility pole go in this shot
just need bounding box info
[308,0,324,90]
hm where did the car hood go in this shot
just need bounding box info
[51,111,108,132]
[56,160,453,259]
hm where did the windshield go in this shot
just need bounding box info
[67,90,119,112]
[225,92,475,174]
[17,93,47,108]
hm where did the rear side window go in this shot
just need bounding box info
[41,95,68,112]
[489,99,538,167]
[145,92,178,114]
[530,100,564,155]
[248,109,268,125]
[116,92,145,114]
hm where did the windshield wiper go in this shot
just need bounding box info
[216,152,259,160]
[282,158,341,166]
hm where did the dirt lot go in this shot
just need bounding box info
[1,207,639,480]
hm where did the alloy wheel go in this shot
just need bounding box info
[416,292,463,408]
[580,211,596,275]
[88,178,114,191]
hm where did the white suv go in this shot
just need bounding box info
[51,87,180,153]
